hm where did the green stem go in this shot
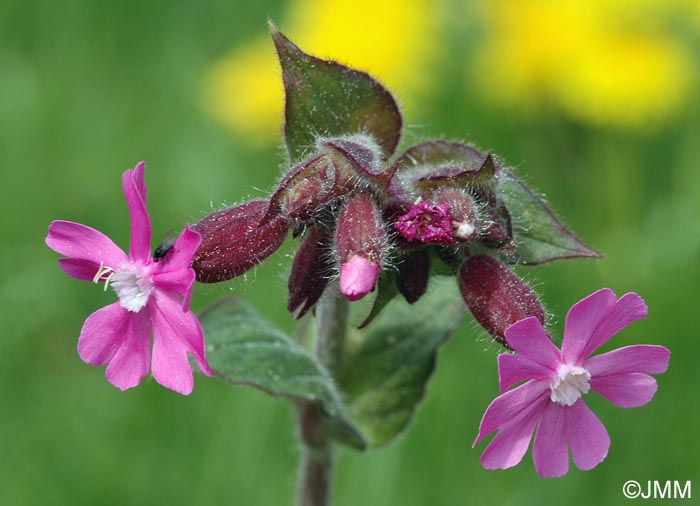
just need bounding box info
[315,286,349,377]
[297,286,349,506]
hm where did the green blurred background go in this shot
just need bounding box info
[2,0,699,504]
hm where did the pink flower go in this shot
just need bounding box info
[394,201,456,245]
[46,162,212,395]
[473,288,670,477]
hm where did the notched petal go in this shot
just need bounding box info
[46,221,128,270]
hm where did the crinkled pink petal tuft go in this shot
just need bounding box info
[394,201,456,244]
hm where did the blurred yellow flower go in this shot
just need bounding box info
[472,0,698,129]
[205,0,440,143]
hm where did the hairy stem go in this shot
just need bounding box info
[315,286,349,377]
[297,286,349,506]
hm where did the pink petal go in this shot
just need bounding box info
[151,225,202,310]
[46,221,127,271]
[78,302,129,365]
[498,353,553,393]
[582,293,647,357]
[150,292,212,395]
[562,289,647,364]
[103,309,152,391]
[566,399,610,470]
[532,403,569,477]
[122,162,152,263]
[478,395,548,470]
[58,258,101,281]
[584,345,670,377]
[152,268,196,311]
[590,373,659,408]
[504,317,561,370]
[474,380,550,445]
[339,255,380,301]
[153,225,202,272]
[561,288,616,363]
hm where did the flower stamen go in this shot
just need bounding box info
[92,262,115,291]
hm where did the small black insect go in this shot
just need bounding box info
[154,233,177,261]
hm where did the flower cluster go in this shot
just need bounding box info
[187,28,602,343]
[44,27,671,484]
[189,131,594,342]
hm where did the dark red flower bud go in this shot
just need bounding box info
[458,254,545,346]
[396,249,430,304]
[266,153,349,222]
[335,192,388,301]
[192,200,288,283]
[288,226,332,318]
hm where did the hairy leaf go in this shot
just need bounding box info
[199,296,366,449]
[334,276,464,448]
[271,24,402,163]
[498,170,602,264]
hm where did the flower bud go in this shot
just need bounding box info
[266,153,348,222]
[458,254,545,346]
[396,249,430,304]
[335,192,388,301]
[192,200,288,282]
[288,226,332,318]
[339,255,380,301]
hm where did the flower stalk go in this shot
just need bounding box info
[297,285,349,506]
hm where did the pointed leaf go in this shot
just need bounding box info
[271,24,402,163]
[199,296,366,449]
[497,170,602,264]
[334,276,464,447]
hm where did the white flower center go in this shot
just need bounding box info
[549,364,591,406]
[110,263,153,312]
